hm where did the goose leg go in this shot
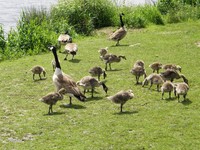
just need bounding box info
[116,40,119,46]
[169,91,171,99]
[120,103,123,113]
[161,92,164,100]
[39,73,42,80]
[178,94,180,102]
[157,85,160,92]
[48,104,53,115]
[64,54,68,60]
[109,63,112,70]
[33,74,35,80]
[183,94,187,101]
[105,63,108,71]
[91,88,94,98]
[69,97,72,105]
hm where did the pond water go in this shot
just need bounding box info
[0,0,57,34]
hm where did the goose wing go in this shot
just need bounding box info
[109,27,127,41]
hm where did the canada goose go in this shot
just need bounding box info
[49,45,86,106]
[130,66,147,84]
[98,47,108,58]
[31,65,46,80]
[149,62,162,73]
[39,88,67,115]
[142,73,164,91]
[160,70,188,84]
[133,60,145,68]
[107,90,134,113]
[89,66,107,81]
[101,54,126,71]
[58,31,72,46]
[161,81,174,99]
[60,43,78,60]
[109,13,127,46]
[162,64,182,72]
[77,76,108,98]
[174,82,189,102]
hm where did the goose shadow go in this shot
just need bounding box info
[180,98,192,105]
[113,110,138,115]
[110,44,130,47]
[68,59,81,63]
[59,103,86,109]
[43,111,66,116]
[85,96,104,102]
[162,97,177,101]
[106,68,123,72]
[33,78,47,82]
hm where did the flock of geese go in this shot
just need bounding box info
[30,13,189,115]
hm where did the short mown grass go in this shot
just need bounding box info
[1,21,200,149]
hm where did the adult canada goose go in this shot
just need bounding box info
[31,65,46,80]
[77,76,108,98]
[142,73,164,91]
[49,45,86,106]
[162,64,182,72]
[160,70,188,84]
[58,31,72,46]
[60,43,78,60]
[109,13,127,46]
[107,90,134,113]
[130,66,147,84]
[39,88,67,115]
[149,62,162,73]
[89,66,107,81]
[101,54,126,71]
[161,81,174,99]
[174,82,189,102]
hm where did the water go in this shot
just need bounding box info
[0,0,57,34]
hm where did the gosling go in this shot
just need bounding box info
[31,65,46,80]
[101,54,126,71]
[142,73,164,91]
[77,76,108,98]
[149,62,162,73]
[161,81,174,100]
[107,90,134,113]
[174,82,189,102]
[130,66,147,84]
[162,64,182,72]
[89,66,107,81]
[160,69,188,84]
[133,60,145,68]
[98,47,108,59]
[60,43,78,60]
[39,88,66,115]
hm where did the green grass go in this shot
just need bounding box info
[1,21,200,150]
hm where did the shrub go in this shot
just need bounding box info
[0,24,6,54]
[51,0,117,35]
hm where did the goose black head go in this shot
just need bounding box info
[48,45,57,51]
[120,13,125,16]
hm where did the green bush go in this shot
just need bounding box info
[5,8,58,59]
[51,0,117,35]
[0,24,6,57]
[121,5,164,29]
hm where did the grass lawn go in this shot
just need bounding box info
[1,21,200,150]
